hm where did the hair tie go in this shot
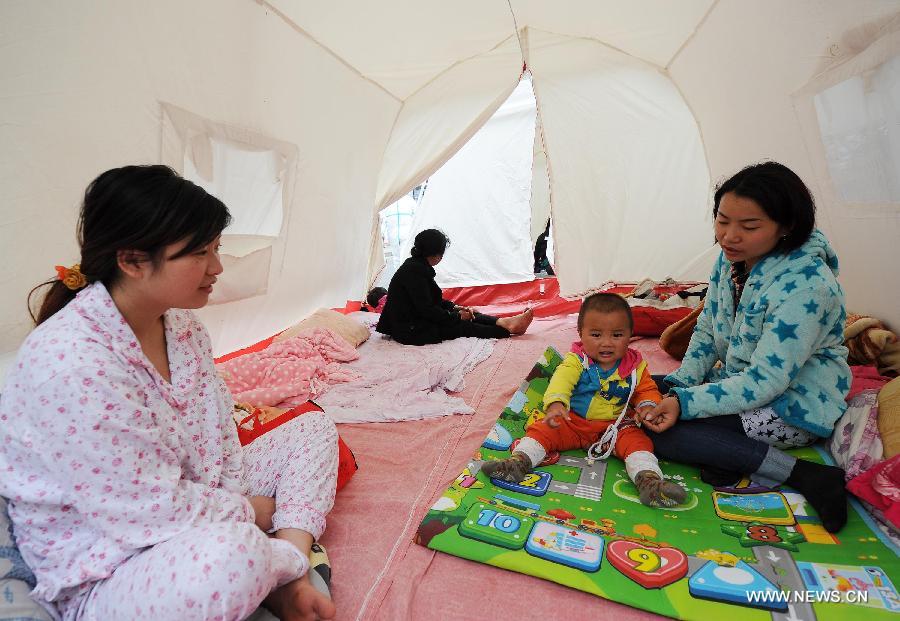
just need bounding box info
[55,263,87,291]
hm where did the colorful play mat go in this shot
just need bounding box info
[416,347,900,620]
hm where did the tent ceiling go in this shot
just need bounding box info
[267,0,714,100]
[3,0,900,368]
[267,0,514,100]
[510,0,715,68]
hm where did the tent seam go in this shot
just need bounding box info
[366,105,405,289]
[665,0,720,71]
[352,409,473,621]
[253,0,402,103]
[526,26,666,72]
[506,0,526,64]
[525,27,562,282]
[401,33,520,103]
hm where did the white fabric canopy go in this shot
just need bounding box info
[2,0,899,372]
[400,80,538,288]
[529,29,711,295]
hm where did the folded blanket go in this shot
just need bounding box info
[217,327,361,407]
[845,313,898,373]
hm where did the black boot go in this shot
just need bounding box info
[785,459,847,533]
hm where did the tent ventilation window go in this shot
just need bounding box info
[377,184,424,286]
[813,52,900,205]
[183,138,285,237]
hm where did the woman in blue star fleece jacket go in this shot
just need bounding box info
[642,162,851,532]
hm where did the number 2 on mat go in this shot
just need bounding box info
[519,473,541,488]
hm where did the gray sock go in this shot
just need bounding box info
[751,446,796,488]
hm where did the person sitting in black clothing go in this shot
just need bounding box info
[376,229,533,345]
[533,218,554,276]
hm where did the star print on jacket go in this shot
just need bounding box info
[665,230,851,437]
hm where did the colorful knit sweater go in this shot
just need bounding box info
[544,345,661,421]
[665,229,851,437]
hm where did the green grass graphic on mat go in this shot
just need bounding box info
[416,346,900,621]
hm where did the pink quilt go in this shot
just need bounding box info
[216,327,361,408]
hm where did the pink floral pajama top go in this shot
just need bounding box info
[0,283,253,607]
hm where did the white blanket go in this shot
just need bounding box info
[316,326,494,423]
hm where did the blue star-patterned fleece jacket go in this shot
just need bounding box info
[665,230,850,437]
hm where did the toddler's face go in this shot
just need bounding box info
[578,309,631,370]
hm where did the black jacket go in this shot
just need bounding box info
[375,257,460,344]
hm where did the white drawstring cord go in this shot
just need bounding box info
[585,368,638,465]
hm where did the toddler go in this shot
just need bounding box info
[482,293,685,507]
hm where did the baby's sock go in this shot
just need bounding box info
[634,471,687,508]
[481,452,533,483]
[625,451,686,508]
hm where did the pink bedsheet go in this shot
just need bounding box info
[217,327,360,408]
[323,315,677,620]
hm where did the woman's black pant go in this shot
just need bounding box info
[393,312,510,345]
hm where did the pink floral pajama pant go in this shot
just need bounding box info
[62,411,339,621]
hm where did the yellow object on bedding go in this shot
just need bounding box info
[275,308,369,348]
[878,377,900,459]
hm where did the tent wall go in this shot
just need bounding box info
[670,0,900,330]
[0,0,399,358]
[529,29,711,297]
[2,0,898,371]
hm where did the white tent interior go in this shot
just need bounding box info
[388,78,540,289]
[2,0,900,376]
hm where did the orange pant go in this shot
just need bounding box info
[527,412,653,459]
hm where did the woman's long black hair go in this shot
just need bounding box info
[29,165,231,324]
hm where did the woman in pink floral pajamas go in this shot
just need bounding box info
[0,165,338,620]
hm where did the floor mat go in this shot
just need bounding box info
[417,347,900,621]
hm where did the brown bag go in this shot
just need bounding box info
[659,300,704,360]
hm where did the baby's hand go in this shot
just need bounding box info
[544,402,570,428]
[634,405,654,426]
